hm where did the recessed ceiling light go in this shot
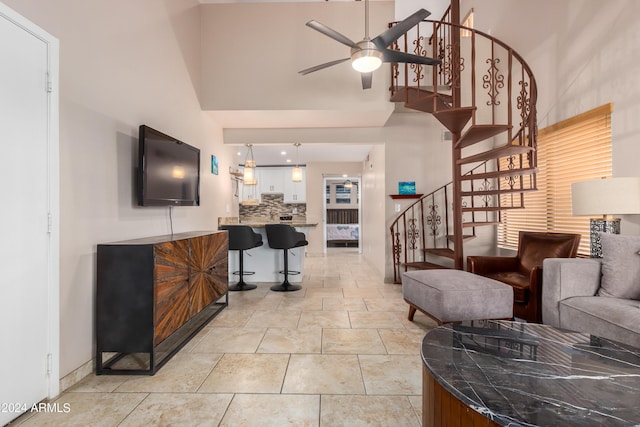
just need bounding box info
[281,151,287,155]
[237,151,241,156]
[286,159,292,163]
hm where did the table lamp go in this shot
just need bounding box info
[571,177,640,257]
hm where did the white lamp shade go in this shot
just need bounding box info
[291,167,303,182]
[571,177,640,216]
[243,167,257,185]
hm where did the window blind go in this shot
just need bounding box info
[497,103,613,255]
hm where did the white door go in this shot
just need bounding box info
[0,5,58,424]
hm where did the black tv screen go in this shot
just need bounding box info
[138,125,200,206]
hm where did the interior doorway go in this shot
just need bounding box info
[322,176,362,254]
[0,4,60,424]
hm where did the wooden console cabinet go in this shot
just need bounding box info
[96,231,228,375]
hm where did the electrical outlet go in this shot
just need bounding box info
[395,203,401,212]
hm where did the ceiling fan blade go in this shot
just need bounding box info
[361,72,372,90]
[381,49,441,66]
[306,20,358,48]
[299,58,351,75]
[372,9,431,49]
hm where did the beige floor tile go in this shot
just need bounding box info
[322,297,367,312]
[198,353,289,393]
[378,328,427,354]
[363,297,406,311]
[408,395,424,424]
[277,297,323,311]
[342,288,384,298]
[18,392,147,427]
[349,311,405,329]
[397,311,439,331]
[190,327,267,353]
[115,353,221,393]
[320,395,420,427]
[359,355,422,395]
[324,278,358,288]
[245,310,301,328]
[304,288,344,298]
[205,308,255,327]
[257,327,322,353]
[66,374,127,393]
[220,394,319,427]
[322,329,386,354]
[298,311,351,329]
[119,393,233,427]
[282,354,365,394]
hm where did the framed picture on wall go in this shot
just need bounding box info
[398,181,416,195]
[211,155,218,175]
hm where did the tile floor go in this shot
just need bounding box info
[13,249,437,426]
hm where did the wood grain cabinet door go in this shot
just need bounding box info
[188,233,228,316]
[153,239,190,344]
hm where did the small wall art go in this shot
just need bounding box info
[398,181,416,195]
[211,155,218,175]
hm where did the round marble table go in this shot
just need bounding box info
[421,320,640,426]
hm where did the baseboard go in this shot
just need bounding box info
[59,359,93,392]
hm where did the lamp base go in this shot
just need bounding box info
[589,218,620,258]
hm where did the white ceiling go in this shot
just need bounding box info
[233,142,373,166]
[202,0,450,165]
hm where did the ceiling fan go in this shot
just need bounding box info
[299,1,440,90]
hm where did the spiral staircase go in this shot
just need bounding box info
[389,4,538,283]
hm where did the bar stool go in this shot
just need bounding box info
[265,224,308,292]
[220,225,263,291]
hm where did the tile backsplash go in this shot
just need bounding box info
[239,193,306,221]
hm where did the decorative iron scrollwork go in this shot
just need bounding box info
[408,219,420,249]
[517,79,530,128]
[426,205,441,236]
[483,58,504,106]
[479,179,493,207]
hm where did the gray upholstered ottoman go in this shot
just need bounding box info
[402,269,513,324]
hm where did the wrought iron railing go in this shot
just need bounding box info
[388,18,538,282]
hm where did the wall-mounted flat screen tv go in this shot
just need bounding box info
[137,125,200,206]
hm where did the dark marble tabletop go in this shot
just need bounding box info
[421,320,640,426]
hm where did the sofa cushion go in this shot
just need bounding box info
[597,233,640,300]
[559,296,640,348]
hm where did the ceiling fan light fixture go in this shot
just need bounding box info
[351,41,382,73]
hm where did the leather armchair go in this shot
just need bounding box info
[467,231,581,323]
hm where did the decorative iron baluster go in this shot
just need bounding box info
[426,204,441,237]
[407,218,420,250]
[483,58,504,106]
[517,79,530,128]
[479,179,493,207]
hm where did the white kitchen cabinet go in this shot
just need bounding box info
[258,167,285,195]
[284,167,306,203]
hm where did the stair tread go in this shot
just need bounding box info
[403,88,453,113]
[456,124,510,149]
[458,144,534,165]
[447,234,476,242]
[461,187,537,196]
[463,221,500,228]
[432,107,475,133]
[424,248,456,259]
[460,167,538,181]
[462,206,525,212]
[403,261,449,270]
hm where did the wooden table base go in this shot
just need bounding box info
[423,366,499,427]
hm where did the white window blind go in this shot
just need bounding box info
[498,103,613,255]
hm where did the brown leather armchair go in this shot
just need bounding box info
[467,231,581,323]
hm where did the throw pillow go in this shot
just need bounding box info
[597,233,640,300]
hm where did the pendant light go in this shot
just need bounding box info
[291,142,303,182]
[243,144,257,185]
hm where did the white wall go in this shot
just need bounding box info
[2,0,235,379]
[362,144,387,277]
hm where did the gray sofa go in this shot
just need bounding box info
[542,257,640,348]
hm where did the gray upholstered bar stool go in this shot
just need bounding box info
[219,225,263,291]
[265,224,308,292]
